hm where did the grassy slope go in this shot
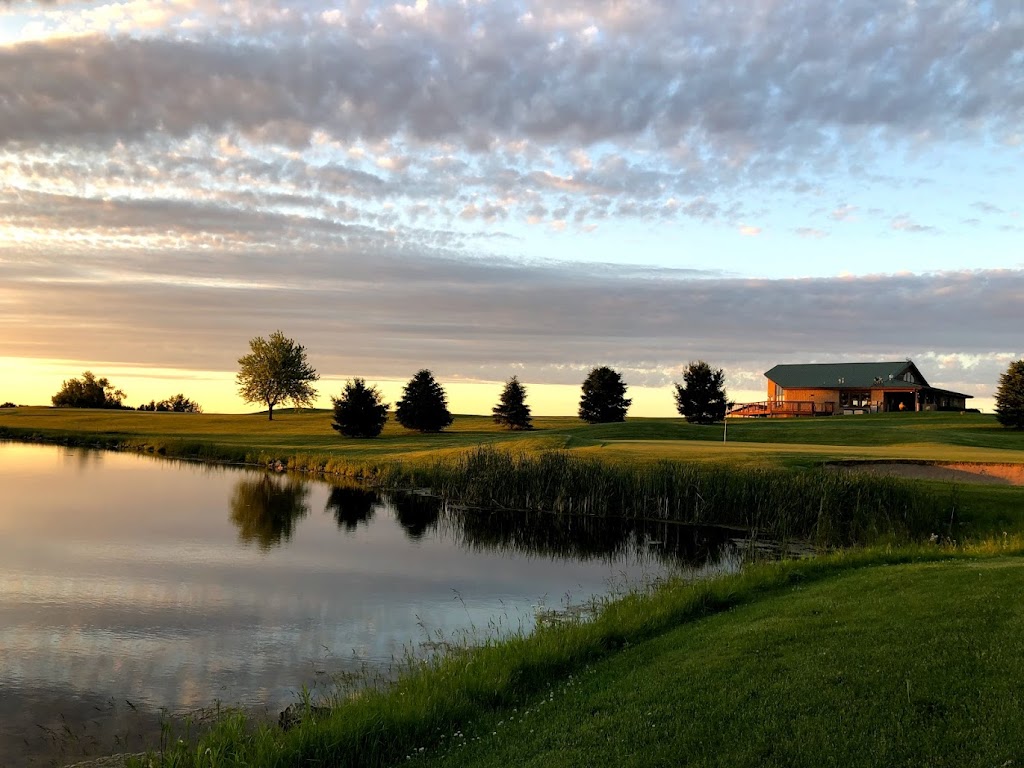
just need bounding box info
[415,556,1024,768]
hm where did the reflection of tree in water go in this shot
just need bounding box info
[389,493,442,540]
[443,508,733,567]
[229,474,311,551]
[325,484,379,532]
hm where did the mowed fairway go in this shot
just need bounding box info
[2,407,1024,468]
[413,556,1024,768]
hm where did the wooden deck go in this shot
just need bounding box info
[728,400,835,418]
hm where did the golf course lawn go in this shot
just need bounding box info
[412,555,1024,768]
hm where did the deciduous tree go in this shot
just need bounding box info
[492,376,533,430]
[236,331,319,420]
[51,371,125,409]
[674,361,729,424]
[138,394,203,413]
[995,359,1024,429]
[331,378,389,438]
[395,369,453,432]
[578,366,631,424]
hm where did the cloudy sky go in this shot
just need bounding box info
[1,0,1021,415]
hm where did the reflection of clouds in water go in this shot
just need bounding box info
[2,444,736,766]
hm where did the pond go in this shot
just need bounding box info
[0,441,742,766]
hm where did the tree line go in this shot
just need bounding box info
[50,371,203,412]
[42,331,1024,432]
[235,331,730,437]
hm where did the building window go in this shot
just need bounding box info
[840,391,871,408]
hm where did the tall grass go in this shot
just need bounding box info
[381,447,950,546]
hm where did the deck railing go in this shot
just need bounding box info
[728,400,835,418]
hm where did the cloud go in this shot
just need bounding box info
[890,215,937,233]
[795,227,827,239]
[830,204,857,222]
[0,0,1020,406]
[1,244,1018,394]
[2,1,1021,162]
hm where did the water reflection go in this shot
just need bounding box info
[325,484,378,532]
[229,474,311,550]
[239,476,737,569]
[2,442,750,767]
[392,492,442,540]
[438,506,734,568]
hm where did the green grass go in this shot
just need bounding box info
[414,554,1024,768]
[130,546,1024,768]
[2,407,1024,468]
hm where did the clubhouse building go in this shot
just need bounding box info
[730,360,972,418]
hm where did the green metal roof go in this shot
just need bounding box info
[764,361,924,389]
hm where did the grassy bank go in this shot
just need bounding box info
[2,407,1024,471]
[4,406,1021,542]
[129,545,1024,768]
[0,408,968,546]
[415,552,1024,768]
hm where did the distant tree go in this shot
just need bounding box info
[578,366,631,424]
[674,361,729,424]
[492,376,533,430]
[395,369,454,432]
[51,371,125,409]
[995,359,1024,429]
[139,394,203,413]
[0,402,15,409]
[163,393,203,413]
[236,331,319,420]
[331,378,389,438]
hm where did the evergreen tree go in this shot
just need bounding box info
[395,369,454,432]
[674,361,728,424]
[236,331,319,420]
[331,378,389,438]
[578,366,631,424]
[492,376,533,430]
[995,359,1024,429]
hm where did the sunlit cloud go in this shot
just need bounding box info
[0,0,1021,413]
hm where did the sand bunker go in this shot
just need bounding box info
[836,462,1024,486]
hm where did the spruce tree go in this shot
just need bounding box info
[492,376,533,430]
[674,361,728,424]
[995,359,1024,429]
[331,378,389,438]
[578,366,631,424]
[395,369,454,432]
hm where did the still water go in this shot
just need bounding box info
[0,441,738,766]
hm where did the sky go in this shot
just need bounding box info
[1,0,1021,415]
